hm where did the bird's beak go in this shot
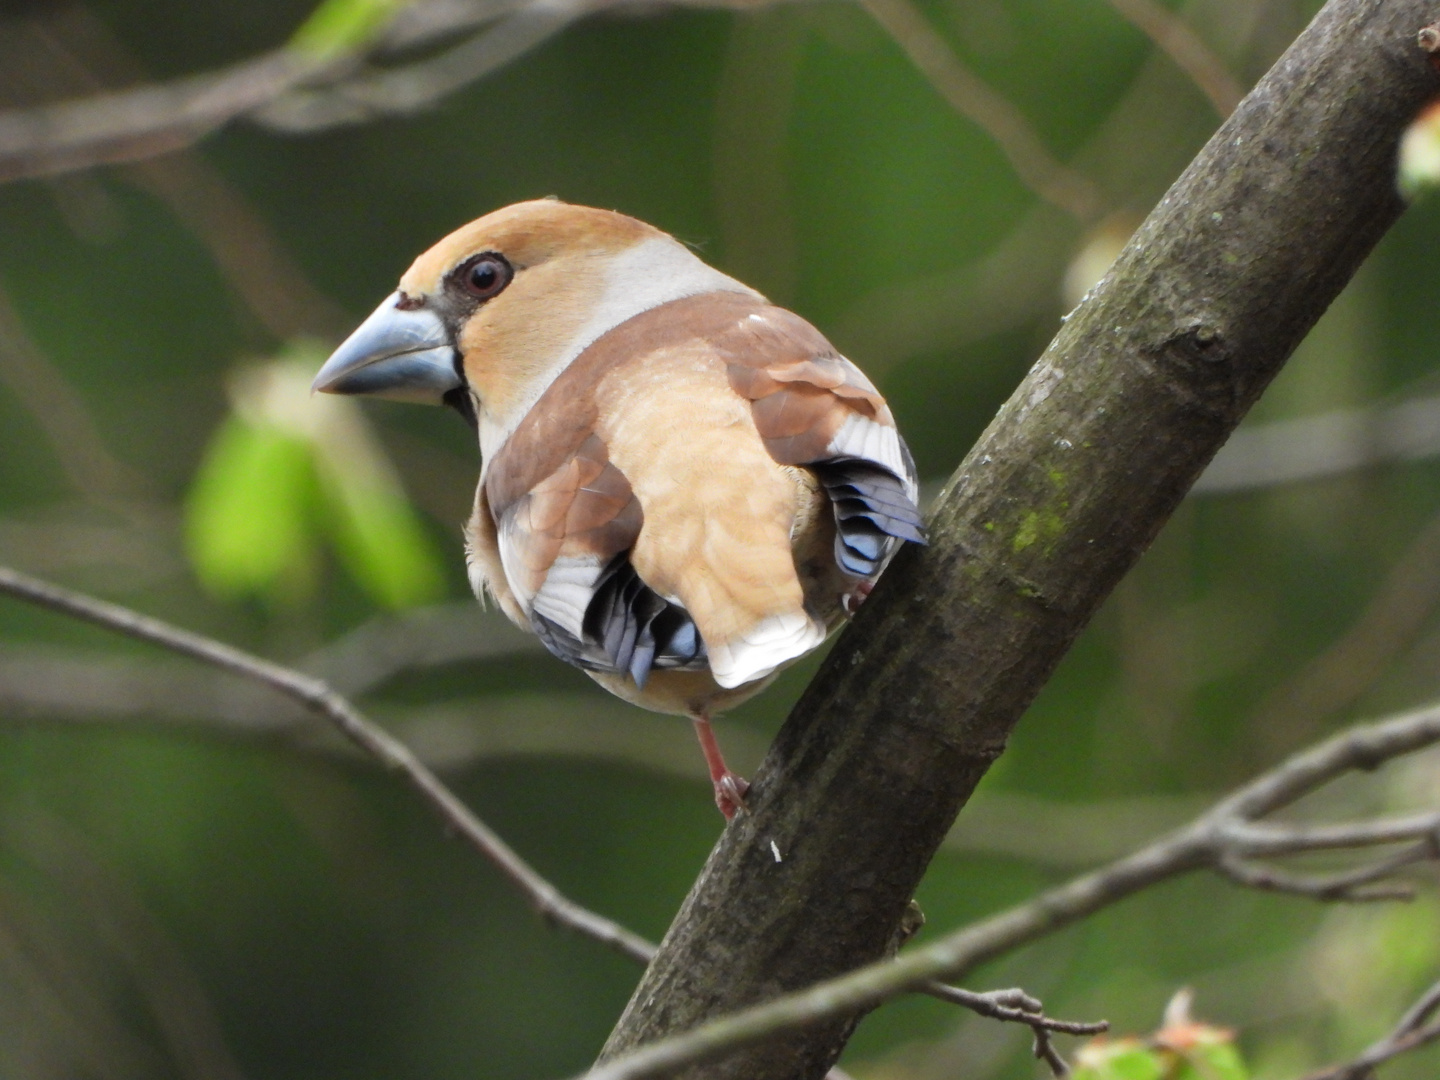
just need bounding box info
[311,292,462,404]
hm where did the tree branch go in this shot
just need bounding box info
[0,48,320,183]
[1193,391,1440,494]
[596,2,1440,1076]
[859,0,1101,220]
[579,698,1440,1080]
[0,564,653,965]
[1101,0,1245,117]
[1302,976,1440,1080]
[0,567,1077,1080]
[921,983,1107,1078]
[0,0,793,184]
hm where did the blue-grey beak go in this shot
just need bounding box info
[312,292,462,404]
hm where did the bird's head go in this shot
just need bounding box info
[311,200,749,445]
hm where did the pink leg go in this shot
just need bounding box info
[691,712,750,820]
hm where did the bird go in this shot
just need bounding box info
[312,199,925,819]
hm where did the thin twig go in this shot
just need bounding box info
[1193,392,1440,495]
[0,0,794,184]
[0,564,654,965]
[253,4,584,132]
[0,49,318,183]
[1214,848,1425,903]
[1101,0,1244,117]
[574,700,1440,1079]
[922,982,1107,1078]
[1219,813,1440,855]
[921,983,1106,1037]
[1302,976,1440,1080]
[0,565,863,1080]
[859,0,1100,220]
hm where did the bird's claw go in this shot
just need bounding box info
[842,580,875,615]
[715,773,751,820]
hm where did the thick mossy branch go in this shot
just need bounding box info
[599,2,1440,1077]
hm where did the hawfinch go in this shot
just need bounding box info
[313,200,924,818]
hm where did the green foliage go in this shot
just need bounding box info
[184,344,444,611]
[1074,1041,1168,1080]
[320,461,445,612]
[1074,1001,1249,1080]
[288,0,413,60]
[186,415,319,604]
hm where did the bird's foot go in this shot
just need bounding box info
[714,772,751,820]
[692,712,750,821]
[843,579,875,615]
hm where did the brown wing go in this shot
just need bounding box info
[486,423,706,682]
[499,433,640,609]
[715,305,900,467]
[716,305,925,576]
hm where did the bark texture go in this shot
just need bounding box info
[599,2,1440,1075]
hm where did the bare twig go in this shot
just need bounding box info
[0,564,653,965]
[858,0,1100,220]
[1193,392,1440,494]
[301,600,541,693]
[574,699,1440,1080]
[1302,976,1440,1080]
[0,0,794,184]
[0,48,320,183]
[921,982,1107,1078]
[1214,845,1429,903]
[253,3,585,132]
[1101,0,1245,117]
[0,0,481,183]
[5,5,355,343]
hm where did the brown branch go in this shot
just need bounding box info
[252,4,584,132]
[1192,392,1440,494]
[859,0,1100,220]
[0,0,795,185]
[596,2,1440,1075]
[0,48,319,183]
[10,5,354,342]
[921,983,1107,1078]
[1102,0,1245,117]
[0,564,654,966]
[1302,976,1440,1080]
[579,698,1440,1080]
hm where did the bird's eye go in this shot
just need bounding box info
[457,253,512,300]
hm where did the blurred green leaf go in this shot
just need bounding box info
[1073,1040,1166,1080]
[186,349,444,612]
[319,471,444,611]
[1179,1038,1249,1080]
[185,415,318,605]
[288,0,411,60]
[1075,994,1252,1080]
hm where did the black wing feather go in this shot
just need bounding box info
[530,554,707,686]
[812,458,927,577]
